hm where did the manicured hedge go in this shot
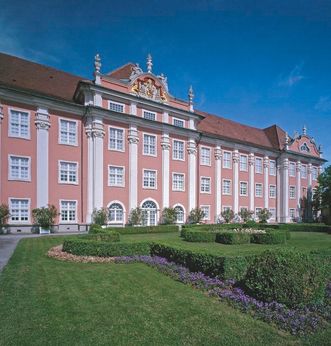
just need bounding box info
[215,232,251,245]
[182,230,217,242]
[89,224,179,235]
[63,239,151,257]
[83,232,120,242]
[250,231,287,245]
[278,223,331,233]
[150,243,253,280]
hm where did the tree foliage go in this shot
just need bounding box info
[161,207,177,225]
[32,205,58,229]
[221,209,234,223]
[92,208,108,226]
[188,208,205,224]
[128,207,143,226]
[257,208,272,223]
[313,166,331,222]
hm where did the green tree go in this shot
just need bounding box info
[221,209,234,223]
[128,207,143,226]
[161,207,177,225]
[0,204,10,234]
[188,208,205,224]
[92,208,108,226]
[32,205,58,230]
[313,165,331,223]
[257,208,272,223]
[239,209,254,222]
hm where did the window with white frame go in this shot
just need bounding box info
[255,183,263,197]
[240,155,248,171]
[173,118,184,128]
[240,181,248,196]
[108,166,124,187]
[301,164,307,179]
[174,205,185,223]
[143,170,156,188]
[200,147,211,165]
[289,162,296,177]
[223,151,231,169]
[108,203,124,223]
[109,101,124,113]
[312,167,318,181]
[201,205,210,220]
[200,177,211,193]
[141,200,158,226]
[59,161,78,184]
[9,199,29,222]
[109,127,124,151]
[289,186,296,199]
[269,160,276,176]
[173,140,184,160]
[269,208,276,219]
[143,134,156,156]
[172,173,185,191]
[289,208,296,220]
[60,200,77,222]
[255,157,263,173]
[222,179,231,195]
[59,119,77,145]
[9,156,30,181]
[9,110,30,139]
[269,185,276,198]
[143,110,156,121]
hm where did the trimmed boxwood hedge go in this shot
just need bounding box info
[215,232,251,245]
[89,224,179,235]
[63,239,151,257]
[250,230,289,245]
[83,232,120,242]
[182,230,217,242]
[150,243,253,280]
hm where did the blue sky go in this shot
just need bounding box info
[1,1,331,162]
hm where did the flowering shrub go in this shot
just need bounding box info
[114,255,331,335]
[232,228,266,234]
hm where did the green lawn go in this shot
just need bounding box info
[0,236,330,345]
[121,231,331,256]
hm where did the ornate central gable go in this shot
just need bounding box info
[131,76,167,102]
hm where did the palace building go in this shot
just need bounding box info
[0,52,325,232]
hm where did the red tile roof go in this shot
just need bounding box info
[196,110,285,151]
[106,62,135,80]
[0,52,82,102]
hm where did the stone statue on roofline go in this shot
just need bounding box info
[130,63,143,81]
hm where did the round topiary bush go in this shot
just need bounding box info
[244,249,327,307]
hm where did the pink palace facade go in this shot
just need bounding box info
[0,52,325,232]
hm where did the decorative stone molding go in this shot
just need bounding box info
[248,153,255,166]
[94,54,101,85]
[187,139,197,155]
[263,156,269,168]
[147,53,153,73]
[282,157,289,169]
[214,147,222,160]
[232,150,239,163]
[128,127,139,144]
[35,107,50,130]
[188,85,194,112]
[85,120,105,138]
[307,163,313,174]
[296,161,301,172]
[161,134,171,151]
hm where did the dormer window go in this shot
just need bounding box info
[300,142,310,153]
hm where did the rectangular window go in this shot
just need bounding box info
[143,110,156,121]
[269,185,276,198]
[59,119,77,145]
[9,199,29,222]
[9,156,30,181]
[173,140,184,160]
[223,151,231,169]
[143,169,156,189]
[173,118,184,128]
[143,134,156,156]
[289,186,296,199]
[109,127,124,151]
[223,206,231,212]
[109,101,124,113]
[255,207,262,216]
[269,208,276,219]
[201,205,210,220]
[59,161,78,184]
[255,183,263,197]
[108,166,124,187]
[301,164,307,179]
[269,160,276,176]
[200,147,211,166]
[255,157,263,174]
[289,208,296,220]
[240,155,248,171]
[200,177,211,193]
[9,110,30,139]
[312,167,318,181]
[289,162,296,177]
[240,181,248,196]
[222,179,232,195]
[60,200,77,222]
[172,173,185,191]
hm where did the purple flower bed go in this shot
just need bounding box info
[115,255,331,336]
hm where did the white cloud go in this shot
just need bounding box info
[315,96,331,112]
[278,63,305,87]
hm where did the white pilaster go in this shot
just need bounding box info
[161,132,170,209]
[85,125,94,223]
[0,102,4,200]
[187,138,197,212]
[263,156,269,210]
[249,153,255,212]
[307,163,313,221]
[130,102,137,116]
[128,124,139,212]
[162,111,169,123]
[35,107,50,208]
[296,161,301,220]
[93,120,105,209]
[276,164,281,222]
[233,150,239,214]
[214,146,222,220]
[280,157,290,223]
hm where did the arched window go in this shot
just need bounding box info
[108,203,123,223]
[174,205,184,223]
[141,200,157,226]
